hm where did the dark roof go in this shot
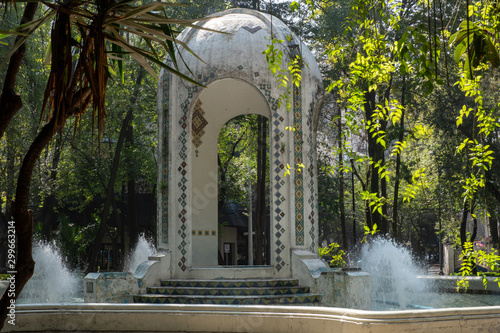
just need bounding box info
[218,202,248,228]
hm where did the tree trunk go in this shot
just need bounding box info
[338,106,347,251]
[40,136,62,240]
[125,69,144,250]
[460,200,470,247]
[363,79,391,233]
[255,116,267,265]
[0,209,35,329]
[364,89,379,229]
[126,154,138,250]
[4,130,16,221]
[218,131,245,212]
[380,152,388,234]
[350,159,365,244]
[392,75,406,240]
[469,215,478,244]
[351,161,356,245]
[218,155,228,213]
[0,58,91,329]
[486,174,500,211]
[0,113,59,330]
[120,186,127,258]
[489,209,500,250]
[0,3,39,140]
[378,87,390,235]
[87,109,133,273]
[365,169,372,228]
[111,196,120,271]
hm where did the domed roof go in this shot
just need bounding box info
[179,8,298,48]
[174,8,322,90]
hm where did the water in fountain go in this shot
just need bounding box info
[18,241,82,304]
[126,234,156,273]
[357,237,431,310]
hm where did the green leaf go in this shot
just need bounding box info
[0,9,56,70]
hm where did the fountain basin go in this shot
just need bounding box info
[3,303,500,332]
[418,275,500,293]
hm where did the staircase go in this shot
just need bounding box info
[133,279,321,305]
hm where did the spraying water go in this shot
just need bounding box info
[126,234,156,273]
[358,237,430,310]
[18,241,81,304]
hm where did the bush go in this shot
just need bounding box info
[319,242,346,268]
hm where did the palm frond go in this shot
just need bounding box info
[5,0,211,143]
[0,9,56,70]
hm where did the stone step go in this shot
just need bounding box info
[160,278,299,288]
[134,278,321,306]
[147,286,311,296]
[133,293,321,305]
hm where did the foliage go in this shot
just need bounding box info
[1,0,500,299]
[457,241,500,292]
[1,1,201,147]
[437,212,461,246]
[445,0,500,289]
[218,114,269,209]
[263,35,303,112]
[450,1,500,79]
[318,242,346,268]
[361,223,379,243]
[454,70,499,202]
[55,214,97,270]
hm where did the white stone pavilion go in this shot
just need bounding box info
[156,8,324,278]
[85,9,370,308]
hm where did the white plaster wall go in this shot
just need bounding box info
[443,244,455,275]
[190,78,270,267]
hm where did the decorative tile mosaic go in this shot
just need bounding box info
[188,16,271,43]
[170,63,305,272]
[307,112,316,252]
[171,67,222,271]
[174,69,220,271]
[134,278,320,305]
[147,286,310,296]
[242,25,264,34]
[177,94,191,271]
[161,279,298,288]
[192,99,208,157]
[259,83,286,271]
[133,294,320,305]
[161,71,170,244]
[293,84,304,246]
[175,69,221,270]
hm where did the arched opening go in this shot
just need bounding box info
[189,78,271,267]
[217,114,270,266]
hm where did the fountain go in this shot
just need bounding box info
[6,236,500,333]
[125,234,156,273]
[358,237,500,310]
[17,241,82,304]
[358,237,430,309]
[7,237,154,305]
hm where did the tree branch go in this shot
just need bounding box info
[0,2,39,139]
